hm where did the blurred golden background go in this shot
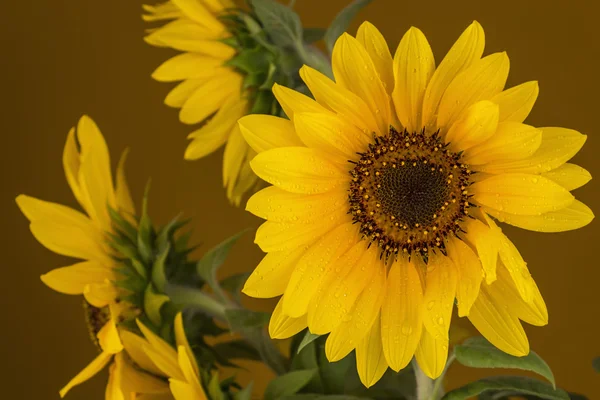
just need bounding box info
[3,0,599,398]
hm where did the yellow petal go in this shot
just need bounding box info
[120,330,164,376]
[283,222,359,317]
[137,320,184,380]
[119,353,170,395]
[180,71,241,124]
[445,100,499,152]
[446,238,483,317]
[467,122,542,165]
[356,316,388,388]
[143,3,185,22]
[472,173,574,215]
[485,199,594,232]
[106,354,126,400]
[246,186,348,224]
[145,19,221,48]
[415,327,449,379]
[269,296,308,339]
[16,195,108,262]
[325,252,386,361]
[468,281,529,356]
[496,231,536,303]
[254,208,345,252]
[463,218,499,284]
[300,65,379,134]
[177,347,206,399]
[115,149,136,220]
[40,261,113,295]
[422,21,485,129]
[356,22,394,94]
[476,127,587,174]
[77,115,116,231]
[83,279,119,308]
[422,255,456,340]
[152,54,226,82]
[243,245,307,298]
[185,97,247,160]
[63,127,85,211]
[238,114,303,154]
[541,163,592,191]
[294,112,371,160]
[437,52,510,130]
[307,241,375,335]
[169,379,199,400]
[490,81,539,123]
[381,258,423,372]
[59,351,112,398]
[250,147,346,194]
[222,124,247,188]
[171,0,225,32]
[272,83,330,122]
[392,27,435,133]
[174,313,199,377]
[332,33,391,134]
[165,79,205,108]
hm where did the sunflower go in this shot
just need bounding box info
[16,116,168,398]
[239,21,594,386]
[144,0,259,205]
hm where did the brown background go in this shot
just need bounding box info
[2,0,599,399]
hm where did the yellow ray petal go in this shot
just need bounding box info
[185,97,247,160]
[356,316,388,388]
[174,313,199,377]
[422,255,456,340]
[325,253,386,361]
[475,127,587,174]
[120,330,164,376]
[83,280,119,308]
[59,351,113,398]
[300,65,380,134]
[466,122,542,165]
[269,296,308,339]
[250,147,346,194]
[40,261,113,295]
[445,100,499,152]
[393,27,435,133]
[541,163,592,191]
[222,124,247,188]
[238,114,303,154]
[437,52,509,130]
[76,115,116,231]
[422,21,485,129]
[137,320,183,380]
[169,379,199,400]
[468,281,529,356]
[243,245,307,298]
[227,157,258,207]
[472,173,574,216]
[272,83,331,122]
[115,149,136,220]
[496,232,536,303]
[180,71,241,124]
[165,79,205,108]
[294,112,371,160]
[381,258,423,372]
[307,241,374,334]
[356,22,394,94]
[97,319,123,354]
[171,0,225,32]
[446,238,483,317]
[145,19,222,48]
[106,354,125,400]
[63,127,86,212]
[142,2,185,22]
[463,218,499,284]
[254,209,346,252]
[490,81,539,123]
[177,347,206,399]
[283,222,359,317]
[246,186,348,224]
[119,353,170,395]
[333,33,391,134]
[152,54,226,82]
[415,327,449,379]
[485,199,594,232]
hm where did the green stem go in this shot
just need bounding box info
[414,354,456,400]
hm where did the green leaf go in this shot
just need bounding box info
[264,369,318,400]
[213,339,262,361]
[442,376,570,400]
[208,370,226,400]
[220,272,251,303]
[593,356,600,373]
[143,284,170,326]
[454,337,555,387]
[151,242,170,293]
[303,28,326,43]
[225,308,271,332]
[165,283,226,318]
[107,205,137,243]
[137,183,155,264]
[323,0,372,54]
[251,0,303,48]
[196,230,247,291]
[227,46,272,74]
[297,331,322,354]
[234,382,254,400]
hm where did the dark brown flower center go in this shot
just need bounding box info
[348,127,473,262]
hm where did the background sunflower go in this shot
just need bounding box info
[2,0,599,399]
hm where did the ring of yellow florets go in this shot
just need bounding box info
[348,127,474,263]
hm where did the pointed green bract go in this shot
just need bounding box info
[442,376,570,400]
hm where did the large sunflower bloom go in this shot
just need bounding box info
[239,21,593,386]
[16,116,168,398]
[144,0,258,205]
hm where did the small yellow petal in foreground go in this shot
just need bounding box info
[97,319,124,354]
[59,351,113,398]
[415,328,449,379]
[174,313,199,376]
[238,114,302,154]
[120,330,164,376]
[137,320,184,381]
[356,317,388,388]
[40,261,113,295]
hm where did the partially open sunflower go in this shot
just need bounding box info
[238,21,593,386]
